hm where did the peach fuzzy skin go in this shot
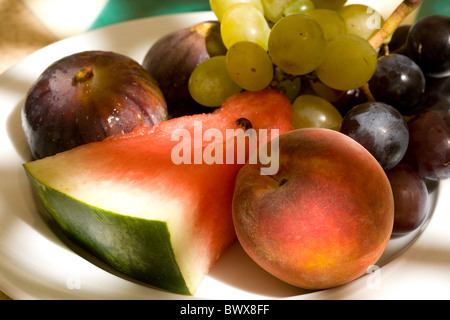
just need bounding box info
[232,128,394,290]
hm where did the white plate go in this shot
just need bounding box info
[1,11,449,300]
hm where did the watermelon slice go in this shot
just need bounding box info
[24,88,293,295]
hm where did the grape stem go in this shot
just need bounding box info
[362,83,376,102]
[368,0,422,50]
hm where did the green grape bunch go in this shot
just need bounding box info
[188,0,422,109]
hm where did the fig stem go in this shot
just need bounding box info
[368,0,422,50]
[72,65,94,86]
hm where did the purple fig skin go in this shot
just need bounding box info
[23,50,167,159]
[142,21,226,118]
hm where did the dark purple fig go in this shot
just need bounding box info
[23,50,167,159]
[142,21,227,118]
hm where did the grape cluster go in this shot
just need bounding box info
[190,0,382,108]
[187,1,449,235]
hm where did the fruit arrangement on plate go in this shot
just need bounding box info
[21,0,449,296]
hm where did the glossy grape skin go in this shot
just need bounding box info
[333,87,368,116]
[262,0,310,23]
[378,25,411,56]
[311,0,347,10]
[221,3,271,51]
[308,79,344,103]
[316,34,377,91]
[388,25,410,52]
[387,164,429,236]
[368,54,426,115]
[403,108,450,181]
[307,79,367,116]
[292,95,343,130]
[188,56,242,107]
[210,0,264,21]
[406,15,450,77]
[340,102,409,171]
[226,41,273,92]
[269,14,326,76]
[261,0,286,23]
[283,0,315,16]
[337,4,384,40]
[306,9,347,41]
[272,67,302,103]
[416,76,450,113]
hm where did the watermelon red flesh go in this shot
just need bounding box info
[24,88,294,295]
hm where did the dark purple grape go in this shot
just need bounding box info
[403,108,450,181]
[406,15,450,77]
[410,76,450,116]
[340,102,409,171]
[333,87,368,116]
[387,164,429,236]
[390,25,411,51]
[379,25,411,56]
[368,53,425,115]
[421,76,450,108]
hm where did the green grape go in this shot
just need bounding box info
[226,41,274,92]
[316,34,377,91]
[306,9,347,40]
[292,94,343,130]
[283,0,315,17]
[311,0,347,10]
[338,4,384,40]
[221,3,271,51]
[189,56,242,107]
[275,77,302,103]
[261,0,291,23]
[308,79,346,104]
[210,0,264,21]
[268,14,326,76]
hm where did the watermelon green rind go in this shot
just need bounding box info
[24,166,190,295]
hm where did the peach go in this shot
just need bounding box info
[232,128,394,290]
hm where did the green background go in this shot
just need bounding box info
[87,0,449,31]
[89,0,210,30]
[417,0,450,19]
